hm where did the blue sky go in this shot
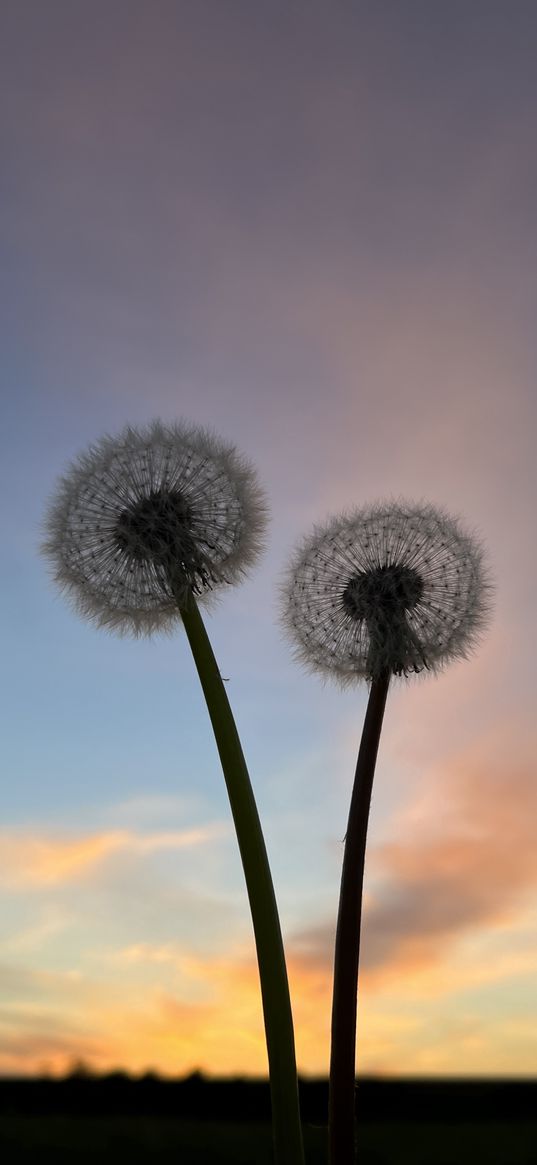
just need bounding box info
[1,0,537,1076]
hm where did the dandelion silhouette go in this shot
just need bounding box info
[42,420,266,634]
[281,501,492,1165]
[42,420,304,1165]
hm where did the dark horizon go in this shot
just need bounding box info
[3,1066,537,1083]
[2,1071,536,1127]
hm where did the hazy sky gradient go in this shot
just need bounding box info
[1,0,536,1076]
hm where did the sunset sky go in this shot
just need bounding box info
[2,0,537,1079]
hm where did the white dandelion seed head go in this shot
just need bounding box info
[280,501,492,685]
[41,419,269,636]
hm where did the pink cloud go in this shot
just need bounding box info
[291,732,537,992]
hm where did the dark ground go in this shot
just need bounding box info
[1,1076,536,1163]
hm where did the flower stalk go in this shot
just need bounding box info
[328,670,390,1164]
[177,590,304,1165]
[281,500,491,1165]
[41,420,303,1161]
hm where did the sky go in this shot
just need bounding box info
[1,0,536,1079]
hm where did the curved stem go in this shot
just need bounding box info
[177,593,304,1165]
[329,670,390,1164]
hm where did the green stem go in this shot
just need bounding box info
[329,670,390,1165]
[177,594,304,1165]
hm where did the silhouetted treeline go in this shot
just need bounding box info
[0,1071,536,1124]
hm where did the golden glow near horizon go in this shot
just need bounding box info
[3,699,537,1079]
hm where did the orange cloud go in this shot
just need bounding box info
[0,824,225,888]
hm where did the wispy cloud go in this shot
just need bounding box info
[0,906,70,955]
[106,793,203,828]
[0,824,226,888]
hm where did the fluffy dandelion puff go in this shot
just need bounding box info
[42,420,268,636]
[281,501,492,683]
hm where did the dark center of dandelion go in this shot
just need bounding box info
[114,488,211,593]
[342,564,425,678]
[342,564,423,621]
[115,489,193,562]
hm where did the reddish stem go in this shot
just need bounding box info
[329,670,390,1164]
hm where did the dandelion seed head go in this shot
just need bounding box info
[41,419,268,636]
[281,501,492,684]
